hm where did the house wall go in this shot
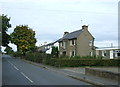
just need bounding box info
[96,49,120,59]
[59,25,95,57]
[59,39,77,56]
[59,40,68,56]
[66,40,70,56]
[69,39,77,56]
[76,29,94,56]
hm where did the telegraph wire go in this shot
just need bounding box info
[1,6,117,15]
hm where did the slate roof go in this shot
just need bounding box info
[58,29,83,42]
[46,41,58,46]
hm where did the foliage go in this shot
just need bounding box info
[22,51,119,67]
[24,52,46,63]
[0,14,11,46]
[45,58,120,67]
[22,51,53,64]
[51,46,59,58]
[70,56,103,59]
[45,58,57,66]
[11,25,36,55]
[13,51,22,57]
[59,56,103,59]
[4,46,14,55]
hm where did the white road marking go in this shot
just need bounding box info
[14,65,19,70]
[8,60,33,83]
[8,61,14,66]
[20,72,34,83]
[7,61,11,63]
[8,61,19,70]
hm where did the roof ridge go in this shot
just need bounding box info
[68,29,83,34]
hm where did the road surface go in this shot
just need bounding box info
[2,55,92,86]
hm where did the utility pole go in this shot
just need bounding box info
[81,19,83,26]
[111,43,113,47]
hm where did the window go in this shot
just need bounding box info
[72,51,75,56]
[70,50,75,56]
[117,53,120,56]
[63,41,66,49]
[70,39,75,46]
[89,40,92,46]
[89,52,93,56]
[60,42,63,47]
[116,50,120,57]
[104,51,106,56]
[72,51,74,56]
[102,50,106,57]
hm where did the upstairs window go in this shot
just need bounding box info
[60,42,62,47]
[70,39,75,46]
[63,41,66,49]
[60,42,64,47]
[60,41,66,49]
[89,40,92,46]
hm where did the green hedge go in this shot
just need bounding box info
[22,52,120,67]
[60,56,103,59]
[47,59,120,67]
[24,52,45,63]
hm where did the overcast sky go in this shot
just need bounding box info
[0,0,119,51]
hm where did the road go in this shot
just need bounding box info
[2,55,92,85]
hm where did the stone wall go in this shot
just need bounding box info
[85,68,120,81]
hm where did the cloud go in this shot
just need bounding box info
[1,0,118,49]
[95,40,118,47]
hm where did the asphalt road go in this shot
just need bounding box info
[2,55,92,85]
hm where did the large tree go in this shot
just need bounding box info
[4,46,14,55]
[11,25,36,55]
[0,14,11,47]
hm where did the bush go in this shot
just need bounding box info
[13,51,22,57]
[19,52,119,67]
[47,58,120,67]
[59,56,103,59]
[24,52,45,63]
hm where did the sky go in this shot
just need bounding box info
[0,0,119,51]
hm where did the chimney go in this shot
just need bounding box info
[82,25,88,30]
[64,32,69,36]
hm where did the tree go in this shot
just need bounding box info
[4,46,14,55]
[11,25,36,55]
[0,14,11,47]
[51,46,59,58]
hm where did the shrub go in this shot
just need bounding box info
[24,52,45,63]
[13,51,22,57]
[59,56,103,59]
[47,58,120,67]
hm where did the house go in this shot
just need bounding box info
[58,25,95,57]
[96,46,120,59]
[45,41,59,54]
[37,41,59,54]
[37,45,47,53]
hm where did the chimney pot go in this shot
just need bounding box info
[64,32,69,36]
[82,25,88,30]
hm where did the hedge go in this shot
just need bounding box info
[24,52,45,63]
[47,59,120,67]
[22,52,120,67]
